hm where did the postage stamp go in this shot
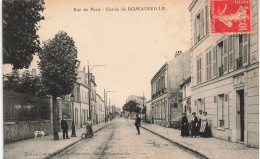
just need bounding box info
[210,0,252,34]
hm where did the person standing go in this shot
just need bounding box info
[200,112,212,138]
[135,114,141,135]
[86,118,94,138]
[61,117,70,139]
[197,110,203,136]
[181,113,189,137]
[190,112,199,137]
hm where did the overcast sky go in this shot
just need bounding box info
[3,0,192,108]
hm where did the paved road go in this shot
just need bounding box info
[51,118,205,159]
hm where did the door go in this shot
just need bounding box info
[238,90,245,142]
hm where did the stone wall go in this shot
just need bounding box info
[4,120,51,143]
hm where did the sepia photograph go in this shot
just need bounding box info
[2,0,259,158]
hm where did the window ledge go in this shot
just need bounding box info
[216,127,225,131]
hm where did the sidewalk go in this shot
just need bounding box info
[4,122,108,159]
[141,122,259,159]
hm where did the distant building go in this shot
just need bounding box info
[180,77,192,119]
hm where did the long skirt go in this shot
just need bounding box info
[200,122,212,138]
[190,124,198,137]
[86,125,94,138]
[181,124,189,137]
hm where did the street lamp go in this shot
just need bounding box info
[71,94,76,137]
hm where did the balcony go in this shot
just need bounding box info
[219,65,224,77]
[236,56,243,69]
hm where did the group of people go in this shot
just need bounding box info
[60,116,94,139]
[181,110,211,138]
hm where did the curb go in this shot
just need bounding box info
[141,126,209,159]
[43,123,110,159]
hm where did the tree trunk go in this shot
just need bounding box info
[52,95,59,140]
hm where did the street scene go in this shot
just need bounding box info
[2,0,259,159]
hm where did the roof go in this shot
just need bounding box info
[151,62,168,83]
[180,76,191,88]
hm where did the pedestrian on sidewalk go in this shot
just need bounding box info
[86,118,94,138]
[190,112,199,137]
[61,117,70,139]
[181,113,189,137]
[199,112,212,138]
[197,110,203,136]
[135,114,141,135]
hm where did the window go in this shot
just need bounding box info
[183,86,186,98]
[237,34,249,69]
[206,51,212,80]
[217,41,224,77]
[194,9,205,44]
[217,95,224,127]
[197,58,202,84]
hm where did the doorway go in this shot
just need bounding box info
[237,90,245,142]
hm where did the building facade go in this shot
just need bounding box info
[189,0,259,148]
[180,77,192,119]
[151,50,191,128]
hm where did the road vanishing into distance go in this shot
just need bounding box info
[51,118,206,159]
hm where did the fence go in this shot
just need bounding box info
[3,90,51,121]
[3,90,52,143]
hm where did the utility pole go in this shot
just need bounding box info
[87,61,106,121]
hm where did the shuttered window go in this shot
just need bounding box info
[223,39,228,74]
[200,9,204,38]
[205,5,209,34]
[242,34,249,66]
[228,36,234,72]
[206,51,212,80]
[197,58,202,84]
[212,46,217,78]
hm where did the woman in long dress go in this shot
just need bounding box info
[181,113,189,137]
[200,112,211,138]
[86,118,94,138]
[190,112,199,137]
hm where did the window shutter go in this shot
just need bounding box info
[205,5,209,34]
[200,9,204,37]
[224,94,229,128]
[213,101,218,128]
[228,36,234,72]
[242,34,249,66]
[206,53,209,80]
[209,51,212,80]
[194,20,197,44]
[212,46,217,78]
[223,39,228,74]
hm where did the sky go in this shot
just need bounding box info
[3,0,192,108]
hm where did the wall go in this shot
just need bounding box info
[4,120,52,143]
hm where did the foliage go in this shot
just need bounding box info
[3,0,45,69]
[38,31,79,96]
[122,100,141,114]
[3,69,47,96]
[38,31,79,140]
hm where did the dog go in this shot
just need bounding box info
[34,129,46,140]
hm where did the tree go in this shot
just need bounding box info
[123,100,141,114]
[38,31,79,140]
[3,0,45,69]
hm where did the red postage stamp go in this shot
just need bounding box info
[210,0,252,34]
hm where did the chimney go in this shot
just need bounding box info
[175,50,182,57]
[31,69,37,77]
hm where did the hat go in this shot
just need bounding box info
[192,112,196,115]
[203,111,207,115]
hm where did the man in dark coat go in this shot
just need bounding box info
[61,117,70,139]
[135,114,141,135]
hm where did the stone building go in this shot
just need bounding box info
[188,0,259,148]
[151,50,191,128]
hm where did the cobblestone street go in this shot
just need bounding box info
[51,118,204,159]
